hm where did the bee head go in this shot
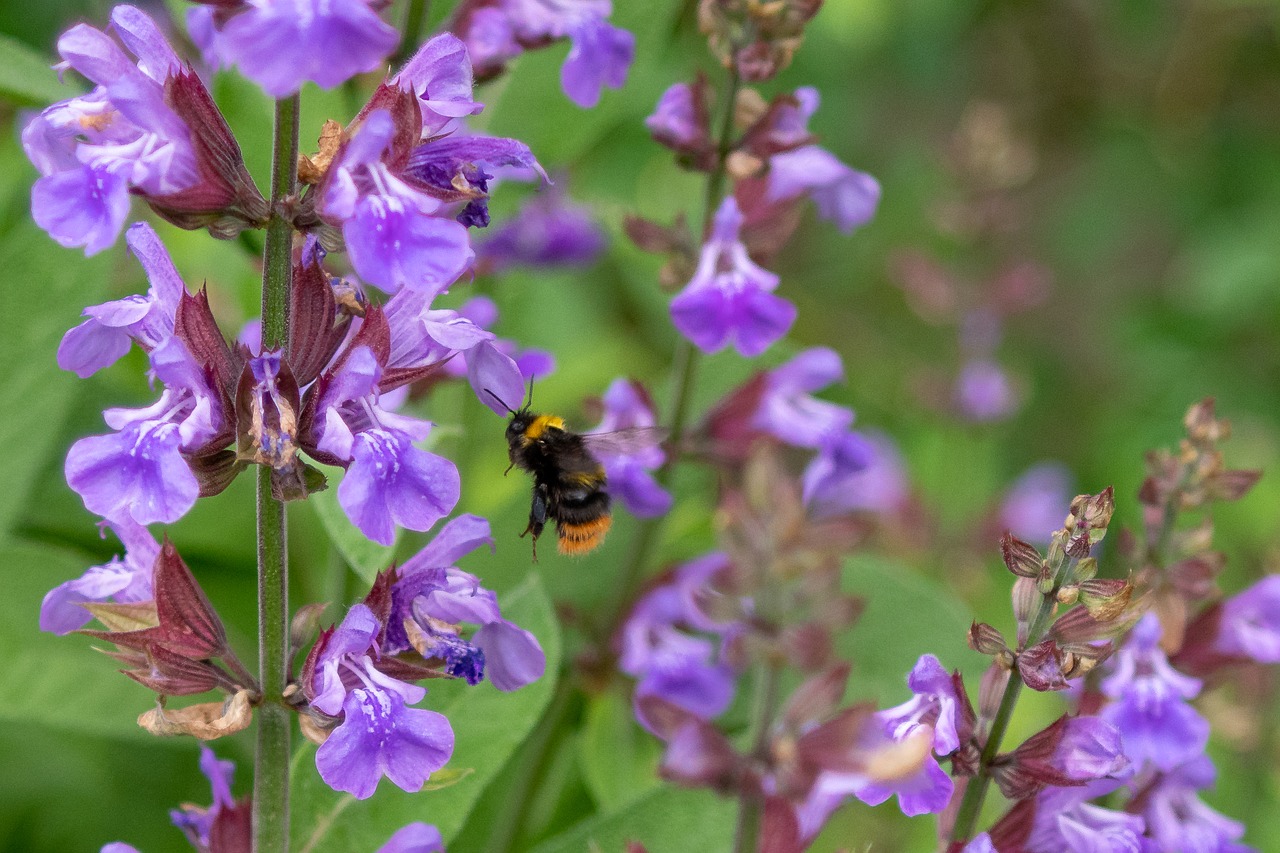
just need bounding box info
[505,408,534,444]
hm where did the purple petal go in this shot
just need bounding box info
[473,619,546,691]
[378,822,444,853]
[65,421,199,525]
[339,429,460,545]
[401,514,495,571]
[217,0,398,97]
[57,23,134,85]
[40,562,137,634]
[407,134,548,184]
[854,755,953,816]
[561,20,634,108]
[645,83,700,147]
[315,687,454,799]
[467,341,525,416]
[32,165,131,256]
[1000,462,1073,546]
[605,460,672,518]
[767,146,880,234]
[345,195,473,294]
[395,33,483,134]
[109,6,182,83]
[57,319,133,379]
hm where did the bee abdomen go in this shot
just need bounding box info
[555,490,611,556]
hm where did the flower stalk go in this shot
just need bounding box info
[253,92,299,853]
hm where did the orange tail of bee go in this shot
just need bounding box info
[556,515,612,556]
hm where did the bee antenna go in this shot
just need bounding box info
[484,388,517,415]
[525,375,535,409]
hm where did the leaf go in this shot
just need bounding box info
[0,34,73,106]
[577,683,662,812]
[309,483,398,584]
[529,786,735,853]
[289,574,562,851]
[0,223,112,539]
[0,541,171,739]
[838,556,983,703]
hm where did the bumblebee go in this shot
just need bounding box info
[492,389,661,560]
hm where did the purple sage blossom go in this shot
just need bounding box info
[670,197,796,357]
[1213,575,1280,663]
[40,519,158,635]
[477,187,606,269]
[57,222,183,377]
[1000,462,1073,546]
[1023,782,1152,853]
[955,358,1018,422]
[310,604,455,799]
[195,0,398,97]
[378,823,445,853]
[645,82,703,150]
[803,430,908,517]
[752,347,854,448]
[170,745,240,849]
[1141,757,1254,853]
[1100,613,1209,773]
[389,514,547,691]
[620,553,738,733]
[589,378,671,518]
[23,6,198,254]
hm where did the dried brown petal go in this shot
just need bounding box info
[138,690,253,740]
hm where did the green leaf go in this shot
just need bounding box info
[839,555,983,703]
[529,785,735,853]
[0,34,73,106]
[577,683,662,812]
[309,482,398,584]
[0,541,170,739]
[290,574,562,851]
[0,223,111,539]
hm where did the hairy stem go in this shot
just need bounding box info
[253,92,299,853]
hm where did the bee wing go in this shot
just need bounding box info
[581,426,667,457]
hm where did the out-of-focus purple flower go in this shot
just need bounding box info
[1141,757,1253,853]
[389,515,546,691]
[477,187,606,270]
[955,358,1017,422]
[1000,462,1073,546]
[752,347,854,448]
[646,82,704,151]
[458,0,634,108]
[1051,716,1131,783]
[1213,575,1280,663]
[196,0,398,97]
[57,222,183,377]
[169,744,249,851]
[962,835,996,853]
[1022,783,1152,853]
[378,822,445,853]
[803,430,908,517]
[620,553,738,732]
[1101,613,1209,773]
[40,519,158,635]
[23,7,197,253]
[309,604,455,799]
[100,845,141,853]
[767,145,880,234]
[671,197,795,357]
[590,379,671,518]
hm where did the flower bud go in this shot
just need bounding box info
[1000,533,1043,578]
[1079,579,1134,622]
[968,622,1010,657]
[1017,640,1069,692]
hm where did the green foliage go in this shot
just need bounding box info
[530,786,735,853]
[0,33,72,106]
[309,481,398,585]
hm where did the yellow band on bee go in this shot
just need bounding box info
[524,414,565,440]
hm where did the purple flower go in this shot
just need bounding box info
[40,519,158,635]
[620,553,738,732]
[962,835,997,853]
[23,6,198,253]
[753,347,854,448]
[57,222,183,377]
[309,604,455,799]
[1141,757,1253,853]
[590,379,671,518]
[378,823,445,853]
[1101,613,1209,773]
[100,845,141,853]
[1050,717,1132,783]
[645,82,703,150]
[955,358,1018,421]
[393,34,484,136]
[402,134,546,229]
[802,430,908,517]
[170,745,239,849]
[322,111,473,294]
[1024,783,1152,853]
[1214,575,1280,663]
[478,187,606,269]
[201,0,398,97]
[1000,462,1073,546]
[390,515,547,691]
[767,145,880,233]
[670,197,795,357]
[459,0,634,107]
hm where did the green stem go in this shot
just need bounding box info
[253,93,299,853]
[949,556,1076,843]
[733,662,782,853]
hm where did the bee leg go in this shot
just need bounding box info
[520,483,549,562]
[504,460,514,476]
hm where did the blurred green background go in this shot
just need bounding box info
[1,0,1278,850]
